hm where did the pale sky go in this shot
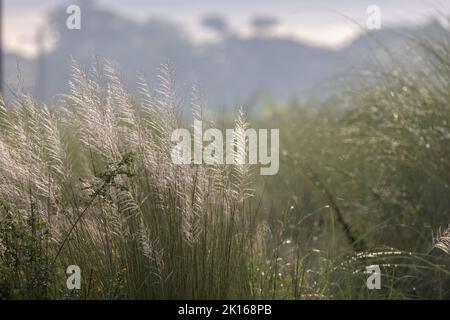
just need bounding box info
[4,0,450,58]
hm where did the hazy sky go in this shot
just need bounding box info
[4,0,450,57]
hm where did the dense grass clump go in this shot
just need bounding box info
[256,36,450,298]
[0,60,276,299]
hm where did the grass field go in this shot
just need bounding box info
[0,36,449,299]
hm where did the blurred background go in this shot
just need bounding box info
[2,0,449,108]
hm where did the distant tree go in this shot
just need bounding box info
[201,14,229,36]
[250,15,279,35]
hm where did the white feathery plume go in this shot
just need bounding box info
[231,106,255,203]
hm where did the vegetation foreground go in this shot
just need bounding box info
[0,36,449,299]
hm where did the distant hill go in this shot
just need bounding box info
[3,2,448,108]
